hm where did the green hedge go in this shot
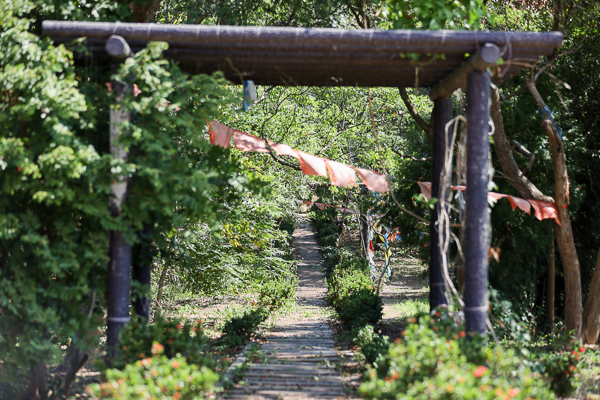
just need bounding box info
[359,309,555,400]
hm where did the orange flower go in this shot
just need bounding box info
[408,318,416,324]
[508,388,520,397]
[433,326,439,331]
[168,339,173,344]
[122,346,127,351]
[391,372,399,380]
[473,366,488,378]
[172,361,180,369]
[385,377,391,382]
[495,388,504,397]
[152,369,158,376]
[395,338,402,344]
[117,379,123,385]
[479,385,490,391]
[580,347,586,353]
[139,353,145,359]
[458,376,465,384]
[177,324,182,330]
[446,384,454,393]
[570,365,575,371]
[174,393,181,400]
[459,331,466,338]
[436,311,442,317]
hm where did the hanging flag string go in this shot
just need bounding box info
[208,120,388,193]
[417,181,562,225]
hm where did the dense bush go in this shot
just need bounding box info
[112,316,212,370]
[360,309,555,400]
[258,276,298,312]
[220,309,267,347]
[325,249,382,330]
[354,324,390,365]
[88,344,218,400]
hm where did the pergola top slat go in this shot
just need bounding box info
[42,21,563,88]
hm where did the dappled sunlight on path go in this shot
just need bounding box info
[225,221,346,399]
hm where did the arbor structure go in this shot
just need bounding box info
[43,21,562,336]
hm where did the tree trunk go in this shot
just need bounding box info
[547,231,555,331]
[156,262,170,306]
[582,247,600,344]
[490,87,553,203]
[24,362,47,400]
[526,78,582,338]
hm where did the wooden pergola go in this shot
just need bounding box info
[42,21,563,352]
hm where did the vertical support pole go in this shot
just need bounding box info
[464,71,491,335]
[106,35,133,357]
[430,97,452,311]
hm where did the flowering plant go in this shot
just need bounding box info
[360,308,554,399]
[87,354,218,400]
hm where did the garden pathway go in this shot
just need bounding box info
[225,220,346,400]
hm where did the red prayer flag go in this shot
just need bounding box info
[208,121,233,149]
[528,200,561,225]
[233,131,270,153]
[325,159,357,188]
[297,151,328,177]
[356,167,388,193]
[507,195,531,214]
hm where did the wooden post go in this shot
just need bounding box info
[429,97,452,311]
[106,36,132,357]
[464,70,491,335]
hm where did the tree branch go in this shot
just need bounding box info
[511,139,536,174]
[490,86,554,202]
[398,87,432,145]
[130,0,162,22]
[391,148,431,162]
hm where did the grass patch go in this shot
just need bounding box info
[393,298,429,320]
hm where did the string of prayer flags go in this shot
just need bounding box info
[417,181,561,225]
[208,121,388,192]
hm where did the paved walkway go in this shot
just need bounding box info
[226,221,345,400]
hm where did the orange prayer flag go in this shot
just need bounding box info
[269,141,298,158]
[297,151,328,177]
[208,121,233,149]
[325,159,357,188]
[233,131,270,153]
[356,167,388,193]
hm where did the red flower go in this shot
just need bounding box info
[177,324,182,330]
[459,331,466,338]
[172,361,180,369]
[508,388,520,397]
[473,366,488,378]
[174,393,181,399]
[580,346,586,353]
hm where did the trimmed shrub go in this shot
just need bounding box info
[220,309,267,347]
[327,264,383,330]
[113,316,211,370]
[88,345,218,400]
[359,309,555,400]
[354,324,390,365]
[258,276,298,311]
